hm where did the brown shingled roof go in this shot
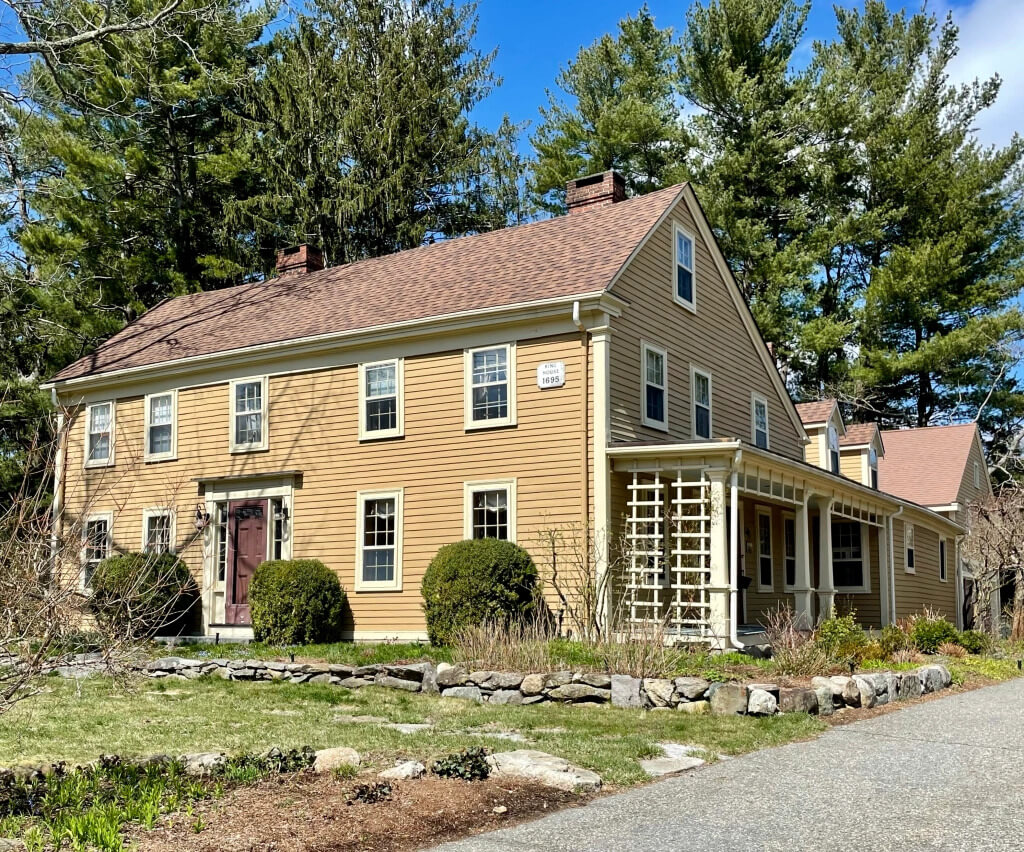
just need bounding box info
[840,422,881,450]
[794,400,837,426]
[877,424,979,507]
[52,185,685,382]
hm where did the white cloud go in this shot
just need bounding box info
[943,0,1024,147]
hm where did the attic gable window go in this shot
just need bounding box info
[691,366,712,440]
[752,394,769,449]
[828,425,840,474]
[673,224,696,312]
[641,342,668,431]
[465,344,516,429]
[869,447,879,490]
[85,401,114,468]
[359,359,404,441]
[230,377,268,452]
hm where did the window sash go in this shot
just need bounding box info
[361,497,396,583]
[215,501,228,582]
[471,348,509,422]
[833,521,864,588]
[906,525,915,571]
[692,370,711,439]
[147,393,174,457]
[144,513,172,554]
[83,518,109,587]
[642,345,667,427]
[675,228,695,307]
[233,381,264,447]
[753,397,768,448]
[939,539,947,581]
[471,489,509,540]
[364,362,398,434]
[87,402,112,463]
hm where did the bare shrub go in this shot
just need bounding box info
[761,605,829,676]
[892,648,925,665]
[937,642,967,658]
[963,487,1024,639]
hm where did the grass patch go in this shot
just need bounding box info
[0,676,823,788]
[158,640,453,666]
[946,655,1023,684]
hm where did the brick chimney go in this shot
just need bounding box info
[565,171,626,213]
[276,244,324,276]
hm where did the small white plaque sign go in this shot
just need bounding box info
[537,361,566,389]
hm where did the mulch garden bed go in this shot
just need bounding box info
[133,773,588,852]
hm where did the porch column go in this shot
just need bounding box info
[878,518,891,627]
[816,496,835,619]
[590,324,612,632]
[707,468,731,651]
[791,496,814,629]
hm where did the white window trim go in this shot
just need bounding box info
[939,538,948,583]
[640,341,669,432]
[751,392,770,449]
[672,222,697,313]
[690,365,712,440]
[141,507,177,554]
[463,478,518,542]
[83,400,115,469]
[80,510,113,592]
[782,511,797,592]
[834,521,871,594]
[144,390,178,462]
[354,488,404,592]
[756,508,773,592]
[228,376,269,453]
[358,358,405,441]
[464,343,517,430]
[904,523,916,574]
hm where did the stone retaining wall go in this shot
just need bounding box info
[142,657,954,717]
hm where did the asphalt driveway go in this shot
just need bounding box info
[433,678,1024,852]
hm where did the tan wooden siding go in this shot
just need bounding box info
[607,199,804,460]
[839,450,863,484]
[892,518,957,621]
[954,434,991,526]
[60,334,589,637]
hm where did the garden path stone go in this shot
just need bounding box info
[640,744,707,778]
[332,714,388,724]
[379,761,426,781]
[486,750,602,793]
[388,723,433,734]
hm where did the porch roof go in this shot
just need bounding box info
[607,440,963,535]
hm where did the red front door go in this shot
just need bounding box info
[226,499,267,625]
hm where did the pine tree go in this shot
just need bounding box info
[530,5,687,212]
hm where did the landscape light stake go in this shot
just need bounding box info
[848,661,855,676]
[1018,659,1021,672]
[215,632,220,646]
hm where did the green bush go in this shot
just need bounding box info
[956,629,992,655]
[89,552,197,638]
[431,747,490,781]
[813,610,868,662]
[879,623,914,657]
[909,614,959,654]
[249,560,345,645]
[421,539,539,646]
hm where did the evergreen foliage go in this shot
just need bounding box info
[249,559,346,645]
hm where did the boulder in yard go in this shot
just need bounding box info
[489,689,524,706]
[813,685,834,717]
[313,747,360,773]
[852,676,877,709]
[436,665,469,688]
[182,752,226,776]
[378,761,426,781]
[486,750,601,793]
[677,700,710,715]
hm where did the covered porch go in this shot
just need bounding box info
[605,441,900,649]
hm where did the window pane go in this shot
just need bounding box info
[90,404,110,433]
[366,364,396,398]
[755,428,768,449]
[150,395,172,426]
[678,233,693,269]
[235,412,262,445]
[695,405,710,439]
[149,423,172,455]
[472,349,507,385]
[694,374,709,406]
[366,397,397,432]
[89,433,110,462]
[472,384,508,420]
[833,522,863,586]
[362,498,396,583]
[646,386,665,424]
[677,266,693,303]
[645,350,664,386]
[758,514,772,587]
[216,502,228,581]
[472,489,508,540]
[236,382,262,413]
[88,403,111,461]
[146,514,171,553]
[784,518,796,587]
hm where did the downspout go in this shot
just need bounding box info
[888,506,903,625]
[728,449,745,649]
[572,301,590,581]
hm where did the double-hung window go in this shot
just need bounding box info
[833,521,868,590]
[757,510,773,591]
[356,489,403,591]
[85,401,114,467]
[828,425,840,474]
[869,447,879,489]
[641,342,668,430]
[82,514,111,589]
[673,224,696,311]
[783,515,797,589]
[359,359,403,440]
[142,509,174,554]
[939,538,947,582]
[145,391,177,461]
[230,377,268,452]
[905,523,915,573]
[466,344,516,429]
[751,394,769,449]
[691,366,712,440]
[464,480,516,541]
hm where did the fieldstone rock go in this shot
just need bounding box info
[641,754,705,777]
[812,676,838,698]
[673,677,711,702]
[314,747,360,773]
[747,688,778,716]
[898,670,923,700]
[489,689,524,706]
[919,664,951,693]
[442,686,483,703]
[437,665,470,688]
[813,685,834,717]
[748,683,780,700]
[852,676,877,709]
[779,687,817,715]
[353,665,380,678]
[230,667,256,680]
[520,674,546,696]
[611,675,642,709]
[482,671,525,690]
[486,750,601,793]
[0,837,27,851]
[384,663,431,682]
[643,678,675,708]
[421,664,439,695]
[544,671,573,689]
[468,671,495,686]
[375,675,421,692]
[308,673,333,685]
[677,700,710,715]
[548,683,610,703]
[574,672,612,689]
[182,752,226,776]
[522,695,546,705]
[710,683,748,716]
[378,761,425,781]
[337,677,372,689]
[882,672,900,703]
[326,663,351,675]
[830,676,860,707]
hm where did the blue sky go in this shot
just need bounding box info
[471,0,1022,151]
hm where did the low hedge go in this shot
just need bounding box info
[421,538,539,646]
[249,559,345,645]
[89,552,197,638]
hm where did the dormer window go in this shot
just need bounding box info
[673,225,696,312]
[869,447,879,489]
[828,425,840,474]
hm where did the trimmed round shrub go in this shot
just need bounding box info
[879,623,914,657]
[910,614,959,654]
[421,539,539,646]
[249,560,345,645]
[89,552,197,638]
[956,629,992,655]
[813,610,868,662]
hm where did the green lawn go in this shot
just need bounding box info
[161,640,453,666]
[1,676,823,787]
